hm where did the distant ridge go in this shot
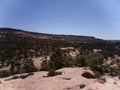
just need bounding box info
[106,40,120,43]
[0,28,104,43]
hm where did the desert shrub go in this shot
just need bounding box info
[94,71,101,78]
[20,72,34,79]
[117,64,120,73]
[76,55,87,67]
[76,53,104,72]
[0,70,11,78]
[48,49,66,76]
[118,75,120,79]
[11,76,19,80]
[48,61,56,77]
[109,67,119,77]
[63,56,77,67]
[26,66,37,73]
[86,53,104,71]
[20,74,29,79]
[50,49,65,69]
[55,71,62,75]
[28,72,34,76]
[82,71,95,79]
[23,62,37,73]
[101,65,111,73]
[79,84,86,89]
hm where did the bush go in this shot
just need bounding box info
[109,67,119,77]
[76,55,87,67]
[23,63,37,73]
[26,66,37,73]
[76,53,104,72]
[48,61,56,77]
[118,75,120,79]
[50,49,65,69]
[0,70,11,78]
[94,71,101,78]
[20,73,34,79]
[63,56,77,67]
[86,53,104,71]
[82,71,95,79]
[100,65,111,74]
[11,76,19,80]
[79,84,86,89]
[20,74,29,79]
[28,72,34,76]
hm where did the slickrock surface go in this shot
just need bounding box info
[0,68,120,90]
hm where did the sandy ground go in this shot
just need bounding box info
[0,67,120,90]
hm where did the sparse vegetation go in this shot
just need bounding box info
[86,53,104,71]
[1,28,120,78]
[24,64,37,73]
[79,84,86,89]
[20,75,29,79]
[82,71,95,79]
[48,61,56,77]
[11,76,19,80]
[0,70,11,78]
[76,55,87,67]
[94,71,101,78]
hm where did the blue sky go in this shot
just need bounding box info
[0,0,120,39]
